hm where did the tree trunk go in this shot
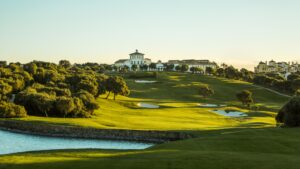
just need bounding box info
[106,91,111,99]
[113,93,116,100]
[44,111,48,117]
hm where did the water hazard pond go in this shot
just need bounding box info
[0,130,154,155]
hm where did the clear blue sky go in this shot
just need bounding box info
[1,0,300,70]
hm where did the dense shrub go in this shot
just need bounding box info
[55,96,75,117]
[15,89,55,117]
[75,90,99,112]
[0,60,128,118]
[276,96,300,127]
[198,84,214,98]
[0,101,27,118]
[236,90,253,107]
[127,72,157,79]
[0,80,13,100]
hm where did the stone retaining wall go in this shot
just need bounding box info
[0,120,194,143]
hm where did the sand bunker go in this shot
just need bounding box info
[137,103,160,108]
[135,80,157,83]
[199,103,226,108]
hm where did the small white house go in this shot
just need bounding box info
[156,60,164,71]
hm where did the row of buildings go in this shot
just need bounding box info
[255,60,299,73]
[114,50,218,72]
[255,60,299,78]
[115,50,300,75]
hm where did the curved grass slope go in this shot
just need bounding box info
[11,72,286,130]
[0,72,296,169]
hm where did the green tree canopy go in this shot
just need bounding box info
[131,64,138,71]
[105,76,130,100]
[276,96,300,127]
[55,96,75,117]
[0,101,27,118]
[181,64,189,72]
[198,84,214,98]
[236,90,253,107]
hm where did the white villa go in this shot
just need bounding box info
[114,50,151,70]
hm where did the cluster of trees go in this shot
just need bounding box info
[253,72,300,94]
[214,66,254,82]
[0,60,129,118]
[174,64,189,72]
[195,63,300,95]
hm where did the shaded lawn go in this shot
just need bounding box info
[1,128,300,169]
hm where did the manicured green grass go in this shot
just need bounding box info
[0,72,295,169]
[10,72,286,130]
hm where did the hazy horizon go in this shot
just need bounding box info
[1,0,300,70]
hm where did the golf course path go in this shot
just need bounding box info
[253,84,292,98]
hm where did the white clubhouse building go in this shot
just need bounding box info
[114,50,151,70]
[114,50,218,72]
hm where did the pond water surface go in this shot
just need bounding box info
[0,130,154,155]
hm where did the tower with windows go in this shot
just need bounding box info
[129,49,145,65]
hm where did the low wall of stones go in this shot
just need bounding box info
[0,120,194,143]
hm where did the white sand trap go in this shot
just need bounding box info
[137,103,159,108]
[199,103,226,108]
[212,110,247,117]
[135,80,157,83]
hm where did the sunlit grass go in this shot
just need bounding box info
[10,72,285,130]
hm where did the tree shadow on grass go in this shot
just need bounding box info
[0,149,180,169]
[2,127,297,169]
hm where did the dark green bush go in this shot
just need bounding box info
[236,90,253,107]
[0,101,27,118]
[276,96,300,127]
[198,84,214,98]
[127,72,157,79]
